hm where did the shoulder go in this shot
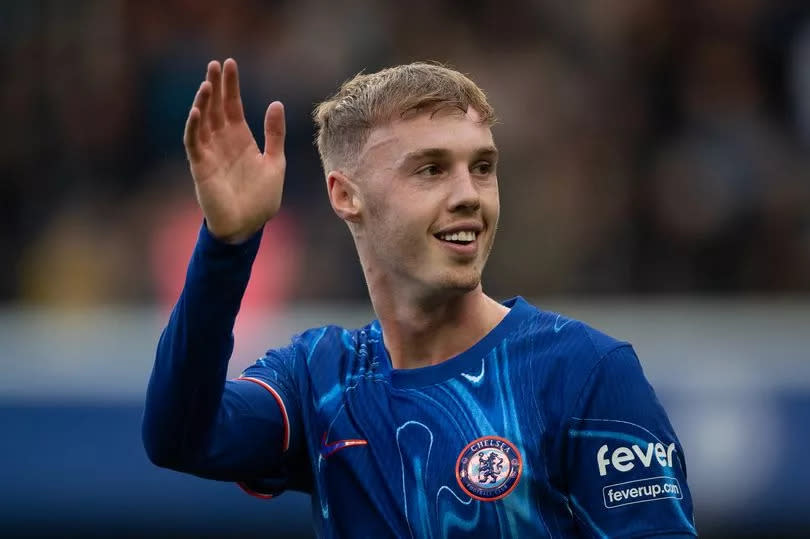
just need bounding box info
[506,299,635,405]
[509,297,630,364]
[248,323,372,390]
[283,322,375,366]
[287,324,352,352]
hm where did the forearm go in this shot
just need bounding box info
[142,221,262,469]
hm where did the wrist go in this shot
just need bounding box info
[205,222,264,246]
[200,220,264,252]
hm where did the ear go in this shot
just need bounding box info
[326,171,362,222]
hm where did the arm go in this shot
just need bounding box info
[563,346,698,538]
[142,223,292,479]
[142,59,295,486]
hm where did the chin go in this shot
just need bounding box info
[436,271,481,293]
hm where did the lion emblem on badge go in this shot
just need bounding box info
[477,450,505,483]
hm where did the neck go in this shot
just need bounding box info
[369,285,510,370]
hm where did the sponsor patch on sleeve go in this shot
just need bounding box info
[603,476,682,509]
[568,418,689,514]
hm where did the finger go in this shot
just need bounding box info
[196,81,213,142]
[183,107,203,162]
[206,60,224,130]
[185,82,209,158]
[222,58,245,123]
[264,101,286,156]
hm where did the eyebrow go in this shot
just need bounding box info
[399,146,499,166]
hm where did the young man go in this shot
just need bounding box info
[143,59,697,537]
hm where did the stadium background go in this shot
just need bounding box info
[2,1,809,537]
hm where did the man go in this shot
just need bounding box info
[143,58,697,537]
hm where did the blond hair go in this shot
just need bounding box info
[313,62,496,174]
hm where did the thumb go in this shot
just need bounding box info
[264,101,286,157]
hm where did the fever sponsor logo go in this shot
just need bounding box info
[603,476,682,508]
[456,436,522,501]
[596,442,676,476]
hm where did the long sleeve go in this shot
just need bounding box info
[142,222,296,489]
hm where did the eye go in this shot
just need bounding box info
[416,164,442,177]
[471,161,494,175]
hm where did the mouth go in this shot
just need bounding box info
[435,230,477,245]
[433,229,480,255]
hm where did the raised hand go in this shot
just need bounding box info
[184,59,286,244]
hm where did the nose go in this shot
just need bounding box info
[447,167,480,213]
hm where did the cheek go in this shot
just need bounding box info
[483,185,500,224]
[372,210,432,261]
[364,196,413,248]
[362,182,439,255]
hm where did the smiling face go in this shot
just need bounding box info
[350,106,500,300]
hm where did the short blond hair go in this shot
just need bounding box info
[313,62,496,174]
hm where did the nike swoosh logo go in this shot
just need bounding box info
[320,432,368,459]
[461,358,485,384]
[554,314,573,333]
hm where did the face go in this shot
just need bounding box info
[352,106,500,297]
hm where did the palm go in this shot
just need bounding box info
[184,59,286,244]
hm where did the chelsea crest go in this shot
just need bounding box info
[455,435,523,501]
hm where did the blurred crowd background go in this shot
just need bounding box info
[3,1,810,538]
[3,0,810,310]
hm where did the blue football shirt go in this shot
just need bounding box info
[143,224,697,538]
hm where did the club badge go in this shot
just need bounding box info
[455,435,522,501]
